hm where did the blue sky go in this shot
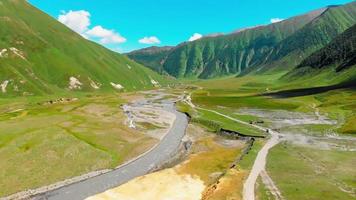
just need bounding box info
[29,0,353,52]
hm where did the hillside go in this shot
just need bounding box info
[283,24,356,84]
[0,0,166,97]
[128,2,356,79]
[297,24,356,72]
[126,46,173,74]
[260,3,356,73]
[162,7,328,78]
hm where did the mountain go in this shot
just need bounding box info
[283,24,356,84]
[259,2,356,73]
[0,0,166,97]
[297,24,356,72]
[163,7,329,79]
[128,2,356,79]
[126,46,174,74]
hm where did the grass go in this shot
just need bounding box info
[176,124,247,200]
[256,176,273,200]
[197,108,264,136]
[0,94,157,197]
[340,115,356,134]
[265,142,356,200]
[0,0,170,97]
[317,90,356,134]
[185,74,355,200]
[193,92,300,111]
[176,101,264,136]
[178,136,242,184]
[1,63,354,199]
[238,140,265,170]
[188,73,356,135]
[136,122,164,130]
[191,74,313,112]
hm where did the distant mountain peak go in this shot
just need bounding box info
[326,5,341,8]
[231,25,264,34]
[128,46,174,54]
[202,33,225,38]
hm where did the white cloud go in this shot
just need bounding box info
[188,33,203,42]
[86,26,126,44]
[138,36,161,44]
[270,18,284,23]
[58,10,91,35]
[58,10,127,45]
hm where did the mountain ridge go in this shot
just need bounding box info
[126,46,174,74]
[128,2,356,81]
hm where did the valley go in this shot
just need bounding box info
[186,75,356,200]
[0,0,355,200]
[84,72,355,200]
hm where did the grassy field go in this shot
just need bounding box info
[191,74,312,112]
[0,93,157,197]
[265,142,356,200]
[177,101,264,137]
[1,71,354,198]
[183,73,355,200]
[187,74,356,135]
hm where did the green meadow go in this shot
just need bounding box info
[0,93,157,197]
[187,73,356,135]
[180,73,355,200]
[265,143,356,200]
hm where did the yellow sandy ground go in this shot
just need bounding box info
[202,169,245,200]
[86,168,205,200]
[86,125,246,200]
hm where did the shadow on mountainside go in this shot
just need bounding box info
[264,80,356,98]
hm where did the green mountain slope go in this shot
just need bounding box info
[283,24,356,84]
[260,3,356,73]
[162,7,328,79]
[0,0,166,97]
[298,24,356,72]
[126,46,173,74]
[129,2,356,79]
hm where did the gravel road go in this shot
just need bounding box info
[33,92,188,200]
[242,131,280,200]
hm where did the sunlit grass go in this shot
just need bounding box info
[0,94,157,197]
[266,143,356,200]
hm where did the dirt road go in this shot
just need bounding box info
[196,107,281,200]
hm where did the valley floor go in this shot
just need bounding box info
[92,74,356,200]
[1,73,355,200]
[0,91,181,199]
[189,75,356,200]
[87,124,248,200]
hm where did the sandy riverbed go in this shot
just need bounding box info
[86,168,205,200]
